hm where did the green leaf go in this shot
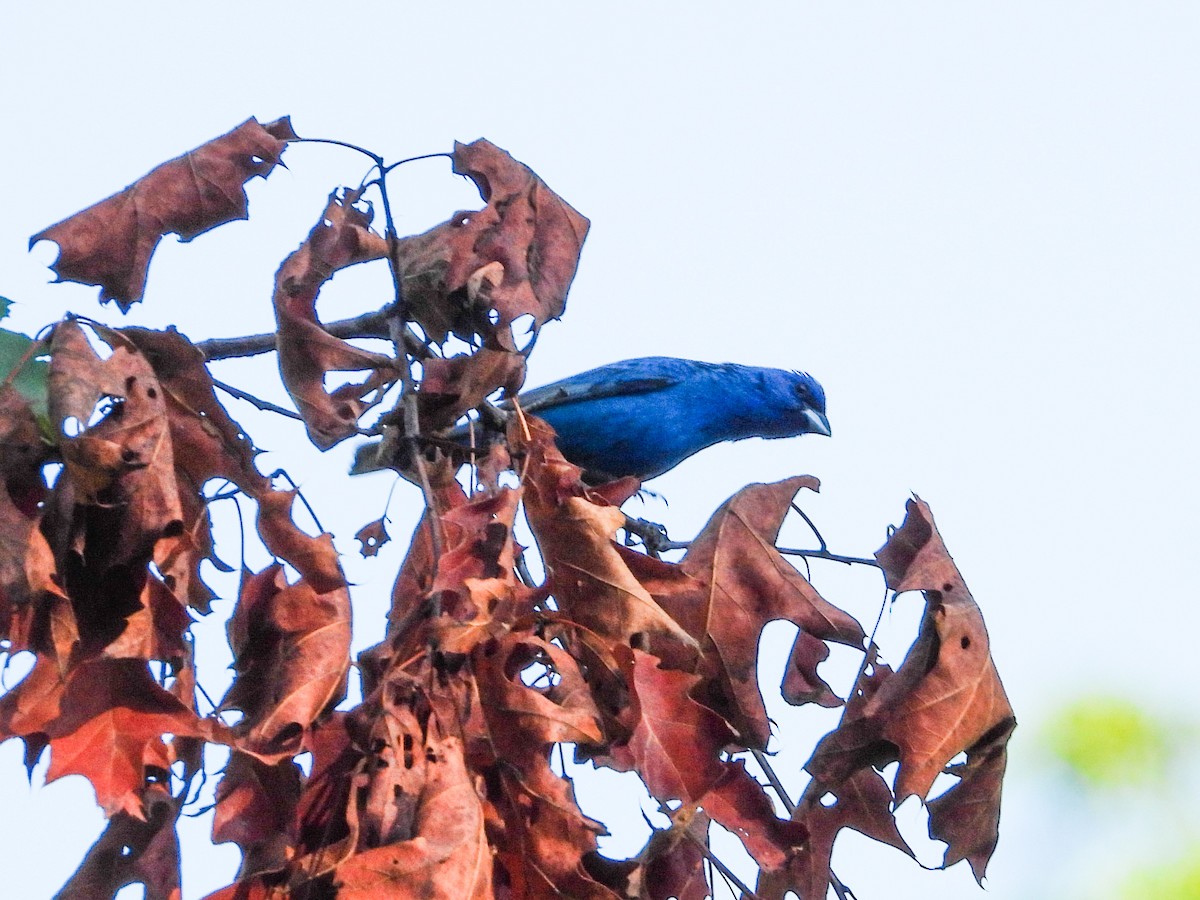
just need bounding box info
[0,296,49,418]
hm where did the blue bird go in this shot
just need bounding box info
[353,357,830,483]
[500,357,830,482]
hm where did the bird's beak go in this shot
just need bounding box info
[804,408,832,437]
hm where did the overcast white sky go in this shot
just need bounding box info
[2,3,1198,898]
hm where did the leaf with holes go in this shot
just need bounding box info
[393,139,590,348]
[273,187,397,449]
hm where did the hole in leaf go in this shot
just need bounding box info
[294,752,313,777]
[62,416,84,437]
[819,792,837,807]
[487,308,501,325]
[251,155,264,165]
[511,314,537,351]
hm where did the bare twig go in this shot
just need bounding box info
[775,546,881,568]
[371,159,445,602]
[210,378,304,421]
[749,749,858,899]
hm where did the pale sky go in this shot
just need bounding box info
[2,3,1198,898]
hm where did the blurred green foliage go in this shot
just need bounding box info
[1117,848,1200,900]
[1044,694,1171,789]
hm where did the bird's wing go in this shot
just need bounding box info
[504,360,686,414]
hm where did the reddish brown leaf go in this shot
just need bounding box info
[419,348,527,432]
[0,385,61,650]
[927,717,1015,882]
[119,326,266,496]
[639,807,711,900]
[294,712,358,859]
[673,477,865,746]
[32,117,295,310]
[47,322,183,572]
[757,767,913,900]
[394,140,590,347]
[0,657,213,817]
[872,497,1015,804]
[333,735,492,899]
[805,498,1014,881]
[273,188,397,449]
[487,752,616,900]
[222,564,350,755]
[354,516,391,558]
[699,761,807,873]
[616,647,733,802]
[212,751,302,878]
[473,634,603,758]
[781,628,843,708]
[101,575,190,663]
[255,490,345,594]
[520,417,696,651]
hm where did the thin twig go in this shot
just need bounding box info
[268,468,326,535]
[790,501,828,551]
[373,160,444,601]
[211,377,377,437]
[293,136,384,166]
[683,825,760,900]
[210,378,303,421]
[378,151,455,177]
[775,546,881,568]
[750,748,797,815]
[750,749,857,899]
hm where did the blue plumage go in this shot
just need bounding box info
[514,357,829,481]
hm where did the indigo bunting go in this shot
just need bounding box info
[494,357,828,482]
[354,357,830,483]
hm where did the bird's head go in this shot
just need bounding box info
[753,368,830,439]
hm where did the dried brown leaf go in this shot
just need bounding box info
[222,564,350,754]
[32,117,295,310]
[273,187,396,449]
[394,139,589,347]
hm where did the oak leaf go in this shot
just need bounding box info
[670,477,865,746]
[211,752,302,878]
[756,767,913,900]
[333,735,492,899]
[520,417,696,651]
[393,139,590,347]
[32,117,295,310]
[272,188,396,449]
[0,657,212,817]
[806,497,1014,881]
[221,564,350,755]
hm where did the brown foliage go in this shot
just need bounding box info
[4,124,1012,899]
[32,117,296,311]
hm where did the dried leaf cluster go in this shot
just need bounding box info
[0,118,1013,899]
